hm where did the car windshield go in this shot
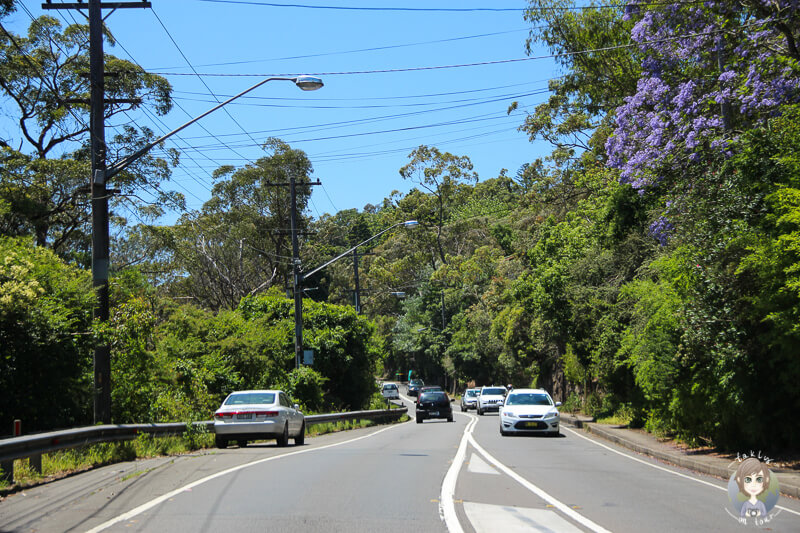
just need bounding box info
[506,393,553,406]
[466,390,478,397]
[420,392,447,402]
[410,380,424,386]
[483,388,506,396]
[225,392,275,405]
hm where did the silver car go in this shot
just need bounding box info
[213,390,305,448]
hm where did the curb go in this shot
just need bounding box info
[561,415,800,500]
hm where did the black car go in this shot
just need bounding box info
[407,379,424,397]
[416,391,454,423]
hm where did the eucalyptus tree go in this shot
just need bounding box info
[399,146,478,268]
[0,15,179,260]
[154,139,314,311]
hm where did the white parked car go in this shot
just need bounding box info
[381,382,400,400]
[213,390,304,448]
[499,388,561,437]
[477,386,507,415]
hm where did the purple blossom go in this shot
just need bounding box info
[649,216,674,246]
[606,1,800,190]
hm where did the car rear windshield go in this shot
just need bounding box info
[506,393,552,406]
[483,388,506,396]
[383,384,397,390]
[225,392,276,405]
[420,392,447,402]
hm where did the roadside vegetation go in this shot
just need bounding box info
[1,1,798,457]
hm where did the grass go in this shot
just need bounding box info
[0,413,408,494]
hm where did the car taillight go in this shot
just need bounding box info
[253,411,279,417]
[214,412,233,419]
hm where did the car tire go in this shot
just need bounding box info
[416,416,423,424]
[215,436,228,449]
[447,415,453,422]
[460,404,465,412]
[500,427,508,436]
[295,422,305,446]
[238,439,248,447]
[477,407,483,416]
[277,423,289,447]
[549,430,560,438]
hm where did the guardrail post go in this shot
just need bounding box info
[12,419,41,474]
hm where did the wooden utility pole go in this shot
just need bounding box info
[42,0,152,424]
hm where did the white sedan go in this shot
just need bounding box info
[499,389,561,437]
[213,390,305,448]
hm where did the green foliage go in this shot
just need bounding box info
[0,237,93,431]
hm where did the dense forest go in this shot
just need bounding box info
[1,1,799,452]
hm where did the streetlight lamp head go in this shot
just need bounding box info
[294,76,324,91]
[403,220,419,227]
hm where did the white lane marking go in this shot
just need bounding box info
[84,423,403,533]
[464,502,583,533]
[439,413,477,533]
[468,433,613,533]
[562,426,800,518]
[467,453,499,475]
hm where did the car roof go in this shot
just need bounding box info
[480,385,506,391]
[227,389,282,395]
[507,388,549,395]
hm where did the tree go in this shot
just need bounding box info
[0,16,181,260]
[399,146,478,266]
[519,1,640,166]
[0,237,94,431]
[153,139,313,310]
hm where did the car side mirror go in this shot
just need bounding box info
[555,402,562,407]
[294,403,300,409]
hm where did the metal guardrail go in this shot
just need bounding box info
[0,403,407,482]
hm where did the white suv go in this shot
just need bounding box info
[477,386,507,415]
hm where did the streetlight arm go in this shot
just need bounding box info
[105,76,315,181]
[301,220,417,281]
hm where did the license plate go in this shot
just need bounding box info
[524,421,543,429]
[430,411,439,416]
[237,413,252,420]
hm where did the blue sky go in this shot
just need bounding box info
[4,1,558,221]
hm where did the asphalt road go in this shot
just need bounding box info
[2,394,799,532]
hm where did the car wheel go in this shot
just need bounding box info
[500,427,508,436]
[295,422,305,445]
[549,430,560,437]
[238,439,248,447]
[460,404,465,412]
[277,423,289,447]
[447,415,454,422]
[477,407,483,416]
[416,416,423,424]
[215,436,228,449]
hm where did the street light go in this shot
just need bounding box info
[91,74,323,423]
[293,220,418,368]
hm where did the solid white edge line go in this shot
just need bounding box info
[562,426,800,518]
[439,413,477,533]
[84,423,402,533]
[468,433,613,533]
